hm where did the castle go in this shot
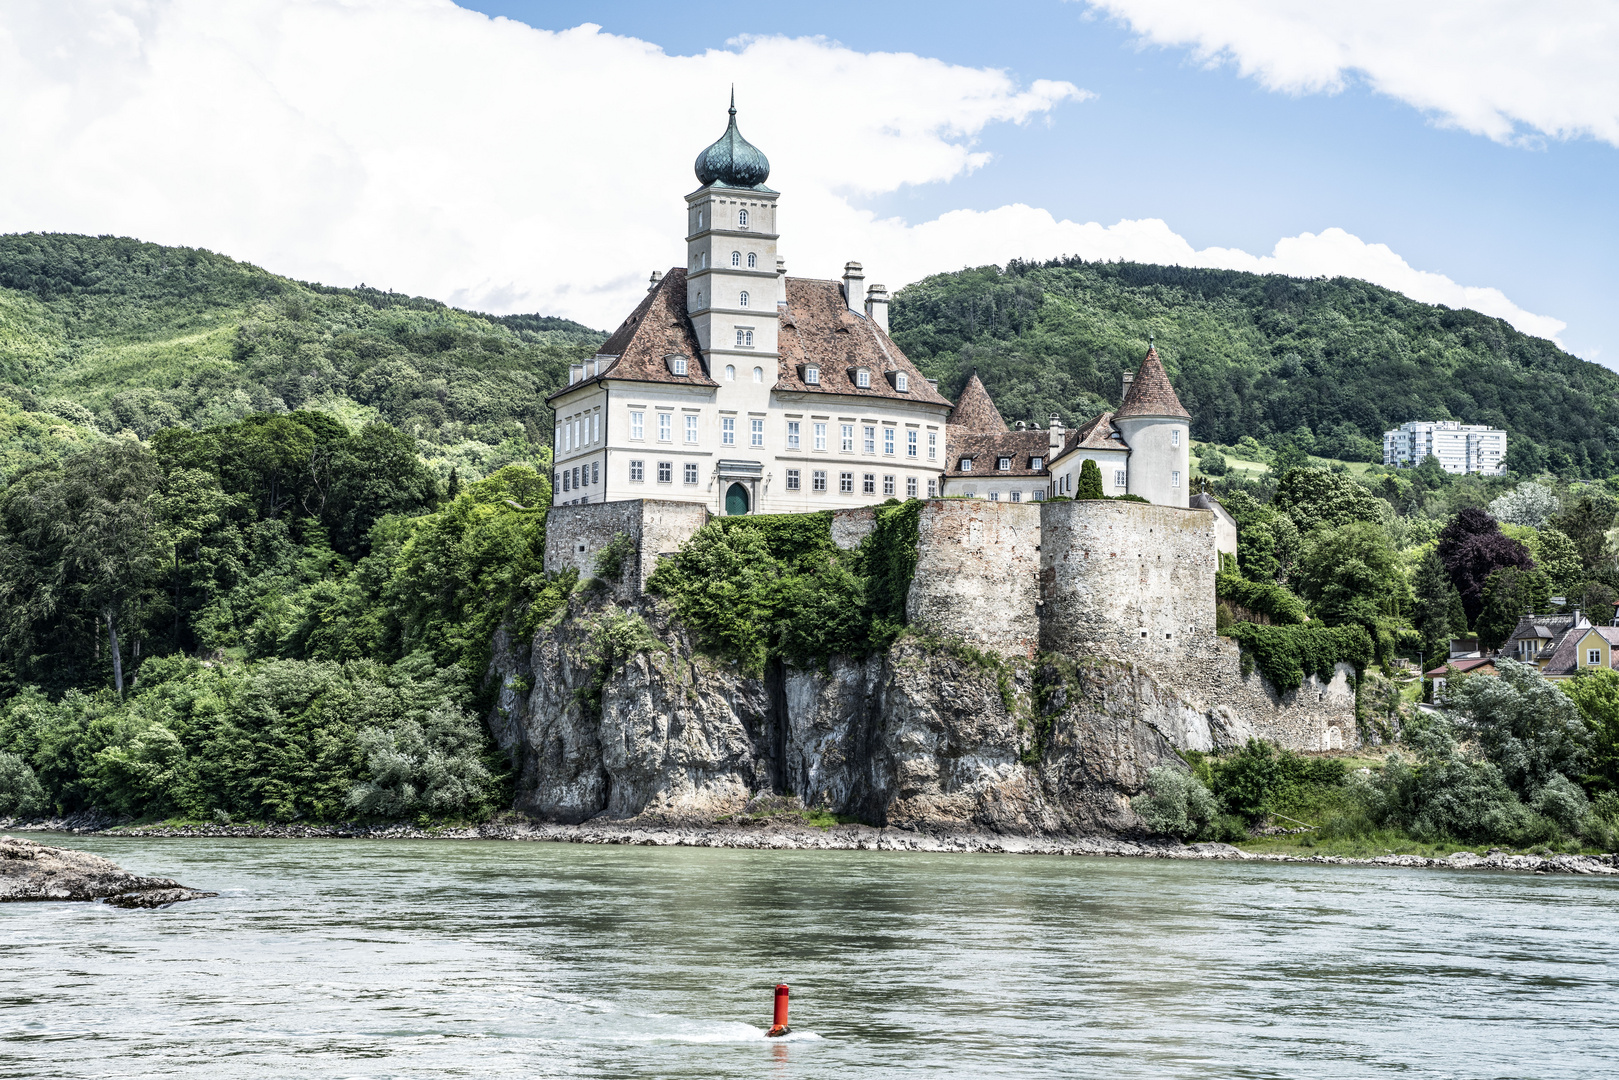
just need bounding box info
[540,98,1352,756]
[547,97,1190,515]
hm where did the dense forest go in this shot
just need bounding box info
[0,235,1617,855]
[891,258,1619,477]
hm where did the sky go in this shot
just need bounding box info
[0,0,1614,366]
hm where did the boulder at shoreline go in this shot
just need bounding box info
[0,836,216,906]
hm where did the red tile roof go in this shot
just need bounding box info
[772,278,951,407]
[947,374,1007,432]
[1115,345,1190,420]
[547,269,714,402]
[944,430,1051,477]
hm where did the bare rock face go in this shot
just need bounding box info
[489,594,1236,836]
[0,837,216,906]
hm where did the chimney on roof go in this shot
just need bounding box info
[865,283,889,333]
[842,261,865,315]
[1049,413,1064,454]
[648,270,663,291]
[1122,370,1134,400]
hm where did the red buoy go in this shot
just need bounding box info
[766,983,791,1037]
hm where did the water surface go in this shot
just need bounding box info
[5,836,1616,1078]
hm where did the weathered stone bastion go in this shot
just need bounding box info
[541,497,1356,757]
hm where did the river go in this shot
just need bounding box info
[4,835,1617,1078]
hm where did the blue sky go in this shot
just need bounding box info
[467,0,1617,365]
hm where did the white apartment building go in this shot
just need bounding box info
[1383,420,1508,475]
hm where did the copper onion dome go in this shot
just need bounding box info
[694,89,771,189]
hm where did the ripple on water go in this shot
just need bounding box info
[2,836,1617,1079]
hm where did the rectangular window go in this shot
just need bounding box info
[561,469,569,492]
[864,426,876,454]
[787,421,800,450]
[841,424,854,452]
[657,461,672,483]
[786,468,801,490]
[813,423,827,451]
[989,491,999,501]
[998,457,1011,471]
[863,473,876,495]
[906,476,918,497]
[1172,470,1181,488]
[750,418,764,447]
[1032,490,1044,501]
[1114,470,1126,488]
[1031,457,1043,471]
[840,472,854,493]
[927,480,937,498]
[927,432,937,459]
[883,428,895,455]
[883,475,895,496]
[573,420,580,449]
[813,470,827,492]
[592,462,599,485]
[658,413,671,441]
[593,414,600,443]
[1590,649,1603,666]
[630,411,644,440]
[684,462,698,484]
[573,467,581,490]
[686,414,699,443]
[722,417,736,445]
[1010,491,1021,502]
[629,460,644,482]
[907,430,918,457]
[961,458,973,472]
[556,425,564,451]
[1171,428,1181,447]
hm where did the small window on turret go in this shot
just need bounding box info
[738,208,749,228]
[1172,428,1181,447]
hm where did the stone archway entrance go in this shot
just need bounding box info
[725,482,750,516]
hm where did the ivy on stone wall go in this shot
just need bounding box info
[1215,566,1308,625]
[1224,622,1372,692]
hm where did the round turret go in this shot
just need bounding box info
[694,92,770,189]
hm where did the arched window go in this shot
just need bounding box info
[725,364,735,381]
[753,367,764,383]
[739,291,749,307]
[731,251,741,267]
[738,208,749,228]
[747,252,757,268]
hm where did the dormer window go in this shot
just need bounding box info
[747,253,757,268]
[738,208,749,228]
[739,291,749,307]
[804,365,820,385]
[961,458,974,472]
[896,372,909,392]
[998,457,1012,470]
[668,355,688,376]
[856,368,871,388]
[1031,456,1043,470]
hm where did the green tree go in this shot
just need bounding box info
[1411,548,1451,669]
[1293,521,1407,661]
[1561,669,1619,794]
[1530,527,1584,599]
[1075,458,1104,499]
[1475,567,1551,652]
[1196,445,1229,476]
[1271,467,1386,534]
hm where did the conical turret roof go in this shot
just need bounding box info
[694,90,771,190]
[948,373,1008,432]
[1115,345,1190,419]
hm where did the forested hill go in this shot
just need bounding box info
[890,259,1619,478]
[0,233,603,483]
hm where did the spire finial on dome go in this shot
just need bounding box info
[694,91,771,189]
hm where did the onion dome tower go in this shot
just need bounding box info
[685,92,781,374]
[694,88,772,189]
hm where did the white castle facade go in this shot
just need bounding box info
[548,99,1191,516]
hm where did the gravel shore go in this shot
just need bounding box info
[9,813,1618,876]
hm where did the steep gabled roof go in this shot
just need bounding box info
[1540,624,1619,676]
[1115,345,1190,420]
[1049,411,1129,464]
[547,269,715,403]
[772,278,951,406]
[948,374,1007,432]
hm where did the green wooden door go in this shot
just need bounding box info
[725,483,749,516]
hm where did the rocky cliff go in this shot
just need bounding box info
[488,591,1274,835]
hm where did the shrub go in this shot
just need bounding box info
[1131,766,1219,840]
[0,752,46,818]
[347,700,495,819]
[1215,568,1308,625]
[1447,658,1589,798]
[1225,622,1372,691]
[593,532,636,582]
[1075,459,1104,499]
[1531,774,1591,836]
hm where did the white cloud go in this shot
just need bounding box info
[0,0,1569,350]
[1083,0,1619,146]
